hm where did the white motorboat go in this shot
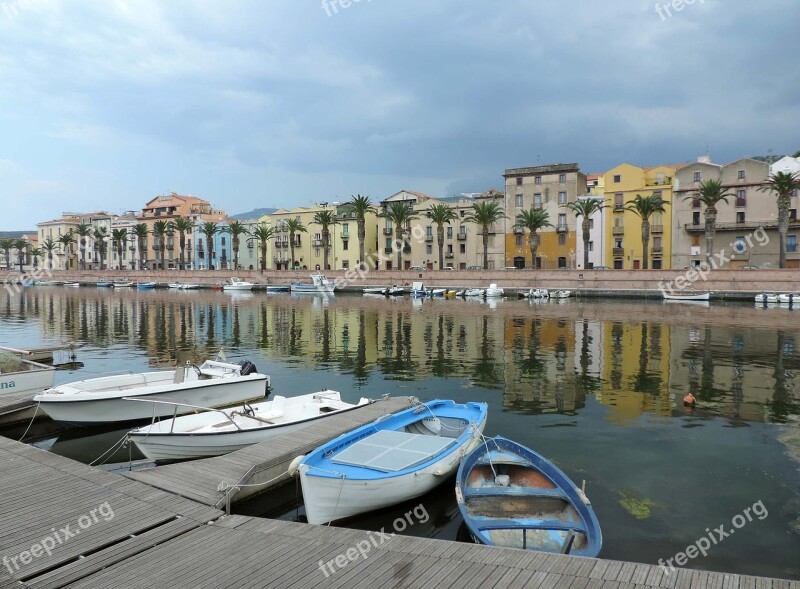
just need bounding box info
[168,283,200,290]
[363,286,388,295]
[429,288,446,297]
[410,281,427,297]
[128,390,371,461]
[485,283,504,298]
[777,293,800,304]
[551,290,572,299]
[662,291,708,301]
[387,285,405,295]
[464,288,485,297]
[520,288,549,299]
[0,351,56,396]
[63,282,80,288]
[291,274,336,294]
[33,357,270,425]
[223,277,254,291]
[296,399,488,525]
[754,293,779,304]
[113,281,134,288]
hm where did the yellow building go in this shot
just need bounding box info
[36,213,80,270]
[267,202,379,271]
[603,163,686,269]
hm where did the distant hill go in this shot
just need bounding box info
[0,231,34,239]
[229,208,277,220]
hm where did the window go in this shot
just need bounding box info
[342,223,349,237]
[342,260,349,269]
[534,194,542,208]
[559,174,566,183]
[558,256,567,268]
[614,259,623,269]
[314,248,320,257]
[558,192,567,205]
[221,237,226,245]
[694,171,702,182]
[736,189,746,207]
[738,170,745,180]
[515,194,523,207]
[447,226,453,238]
[534,176,542,185]
[342,241,348,250]
[789,235,798,253]
[426,245,432,254]
[588,241,594,252]
[653,236,662,250]
[589,219,594,229]
[652,260,662,269]
[613,174,621,183]
[692,236,700,246]
[736,211,745,223]
[447,244,453,254]
[425,226,433,238]
[459,243,466,254]
[558,213,567,229]
[692,198,701,208]
[558,233,566,246]
[792,189,798,198]
[791,209,797,221]
[385,238,393,250]
[614,193,624,208]
[615,239,622,249]
[693,211,701,224]
[516,177,523,186]
[515,235,523,247]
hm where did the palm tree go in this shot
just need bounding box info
[133,223,149,270]
[514,208,553,268]
[41,238,57,270]
[285,218,307,270]
[199,222,218,270]
[343,194,375,267]
[425,204,458,270]
[0,239,12,270]
[759,171,800,268]
[379,202,418,269]
[151,220,169,270]
[312,210,338,270]
[57,232,76,270]
[684,179,735,261]
[13,238,27,272]
[172,217,194,270]
[251,224,274,271]
[111,229,128,270]
[465,201,506,270]
[93,227,108,269]
[624,194,669,270]
[74,223,92,270]
[225,220,250,270]
[565,198,606,270]
[30,247,41,270]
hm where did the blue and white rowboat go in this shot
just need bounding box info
[297,399,488,525]
[456,436,602,558]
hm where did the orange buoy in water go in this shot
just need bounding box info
[683,393,696,406]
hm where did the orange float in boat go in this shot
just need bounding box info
[683,393,696,406]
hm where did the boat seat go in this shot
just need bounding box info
[463,486,568,500]
[473,518,586,534]
[258,395,286,420]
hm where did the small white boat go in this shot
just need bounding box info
[777,293,800,304]
[551,290,572,299]
[128,390,371,461]
[113,281,134,288]
[662,291,709,301]
[387,285,405,296]
[464,288,485,298]
[520,288,549,299]
[455,290,466,297]
[223,277,254,291]
[429,288,446,297]
[33,357,270,425]
[169,283,200,290]
[266,285,290,293]
[0,350,56,396]
[363,286,388,295]
[754,293,779,304]
[485,284,504,298]
[410,281,427,297]
[291,274,336,294]
[296,399,488,525]
[63,282,80,288]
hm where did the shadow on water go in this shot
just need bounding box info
[1,288,799,579]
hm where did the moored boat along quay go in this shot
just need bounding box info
[1,420,798,588]
[10,268,800,299]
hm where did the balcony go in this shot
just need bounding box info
[684,221,799,232]
[247,242,254,248]
[445,252,454,258]
[383,228,394,236]
[556,225,568,233]
[613,248,625,257]
[612,226,624,236]
[425,235,434,242]
[457,233,467,241]
[613,204,624,212]
[736,198,747,207]
[513,226,524,234]
[341,233,349,240]
[166,244,174,250]
[651,224,663,233]
[692,199,701,208]
[313,239,323,247]
[384,247,393,254]
[403,245,411,254]
[652,247,663,255]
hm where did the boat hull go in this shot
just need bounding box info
[662,292,709,301]
[0,361,55,396]
[35,374,268,424]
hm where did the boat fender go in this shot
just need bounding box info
[683,393,696,406]
[288,455,305,476]
[495,474,511,487]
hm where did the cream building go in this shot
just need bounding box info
[36,213,80,270]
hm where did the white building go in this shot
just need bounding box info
[770,156,800,176]
[574,195,607,269]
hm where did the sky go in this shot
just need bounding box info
[0,0,798,230]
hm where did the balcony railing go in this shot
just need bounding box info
[612,226,624,236]
[651,224,663,233]
[341,233,349,239]
[684,221,799,232]
[403,245,411,253]
[736,199,747,207]
[613,204,624,211]
[513,226,524,234]
[556,225,568,233]
[445,252,454,258]
[652,247,663,255]
[425,235,433,242]
[383,228,394,235]
[457,233,467,240]
[384,247,393,254]
[313,239,323,246]
[613,247,625,257]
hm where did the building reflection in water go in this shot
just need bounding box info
[2,289,797,424]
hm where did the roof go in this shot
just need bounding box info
[504,162,581,177]
[142,193,209,210]
[642,163,692,171]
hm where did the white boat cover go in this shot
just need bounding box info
[332,429,454,473]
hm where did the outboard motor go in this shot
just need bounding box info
[238,360,258,376]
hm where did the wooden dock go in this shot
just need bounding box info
[0,390,37,426]
[124,395,417,509]
[1,402,798,588]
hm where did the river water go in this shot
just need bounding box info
[1,286,799,580]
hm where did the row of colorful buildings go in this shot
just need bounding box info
[6,154,800,273]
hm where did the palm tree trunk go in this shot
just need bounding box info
[582,218,590,269]
[778,194,790,268]
[233,236,240,270]
[641,220,650,270]
[179,233,186,270]
[437,225,445,269]
[260,240,266,272]
[358,218,366,267]
[323,228,330,270]
[704,207,717,263]
[529,232,538,267]
[482,230,489,269]
[395,227,403,269]
[206,236,213,269]
[289,230,296,270]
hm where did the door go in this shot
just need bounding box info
[633,260,640,269]
[513,256,525,269]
